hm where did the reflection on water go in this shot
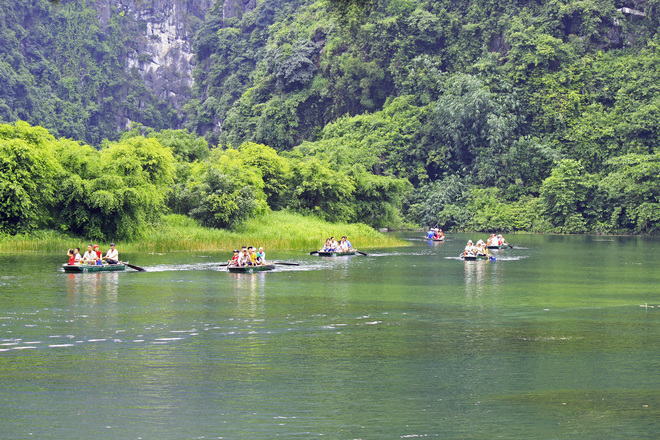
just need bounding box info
[65,271,120,300]
[1,236,659,439]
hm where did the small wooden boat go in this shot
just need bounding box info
[427,237,445,242]
[227,264,276,273]
[461,254,493,261]
[62,263,126,273]
[315,251,356,257]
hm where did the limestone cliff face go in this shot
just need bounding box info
[92,0,213,112]
[222,0,256,20]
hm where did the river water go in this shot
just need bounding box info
[0,233,658,439]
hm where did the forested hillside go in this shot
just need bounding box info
[2,0,660,237]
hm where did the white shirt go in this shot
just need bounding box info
[82,250,96,262]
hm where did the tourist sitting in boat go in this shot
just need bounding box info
[93,245,103,265]
[475,240,490,257]
[486,234,497,247]
[497,234,509,247]
[427,228,435,240]
[228,250,240,266]
[248,246,259,265]
[322,237,339,252]
[338,236,352,253]
[434,229,444,240]
[104,243,119,264]
[463,240,477,257]
[237,247,253,267]
[82,244,98,264]
[257,247,266,265]
[67,249,76,265]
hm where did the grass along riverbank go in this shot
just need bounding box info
[0,212,407,252]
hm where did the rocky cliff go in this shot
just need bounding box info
[90,0,212,112]
[91,0,257,114]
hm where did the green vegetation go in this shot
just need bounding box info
[2,0,660,236]
[0,212,405,253]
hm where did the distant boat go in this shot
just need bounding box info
[62,263,126,273]
[315,251,356,257]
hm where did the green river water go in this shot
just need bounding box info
[0,233,659,439]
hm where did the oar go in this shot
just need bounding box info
[219,263,229,267]
[355,251,368,256]
[122,261,146,272]
[273,262,300,266]
[309,251,319,255]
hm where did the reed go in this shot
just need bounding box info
[0,212,407,252]
[0,230,76,252]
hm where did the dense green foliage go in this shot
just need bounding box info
[0,121,409,238]
[0,0,181,145]
[2,0,660,235]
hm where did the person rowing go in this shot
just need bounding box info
[104,243,119,265]
[497,234,510,247]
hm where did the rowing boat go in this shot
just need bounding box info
[62,263,126,273]
[487,245,506,249]
[427,237,445,242]
[461,254,494,261]
[227,264,276,273]
[316,251,356,257]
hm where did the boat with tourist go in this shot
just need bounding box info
[62,263,127,273]
[311,235,366,256]
[315,250,356,257]
[227,264,276,273]
[425,228,445,242]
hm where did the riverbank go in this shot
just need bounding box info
[0,212,407,252]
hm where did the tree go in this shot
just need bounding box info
[176,149,268,229]
[600,153,660,233]
[406,175,472,230]
[0,121,62,234]
[236,142,291,210]
[286,157,356,222]
[539,159,598,233]
[55,136,176,240]
[429,73,521,186]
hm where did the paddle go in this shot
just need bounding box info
[356,251,368,256]
[309,251,319,255]
[219,263,229,267]
[273,262,300,266]
[122,261,146,272]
